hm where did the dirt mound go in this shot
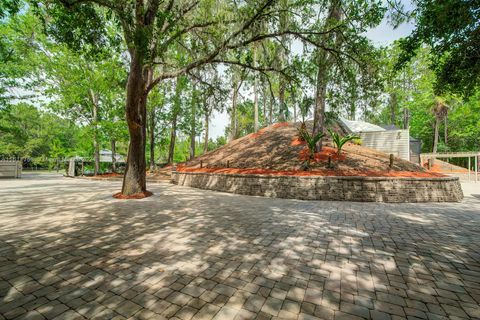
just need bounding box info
[179,122,437,177]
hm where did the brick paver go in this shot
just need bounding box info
[1,174,479,319]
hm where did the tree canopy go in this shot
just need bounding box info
[396,0,480,95]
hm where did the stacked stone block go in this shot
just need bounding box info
[172,171,463,202]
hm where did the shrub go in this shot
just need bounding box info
[328,129,359,156]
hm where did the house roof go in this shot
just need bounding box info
[339,117,386,133]
[380,124,399,130]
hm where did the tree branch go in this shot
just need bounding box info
[210,59,287,77]
[147,0,276,92]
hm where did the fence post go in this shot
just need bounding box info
[475,155,478,183]
[468,157,471,181]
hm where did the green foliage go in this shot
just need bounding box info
[207,136,227,152]
[374,43,480,154]
[32,2,116,55]
[396,0,480,95]
[2,0,479,173]
[328,129,359,156]
[0,103,79,158]
[0,0,20,19]
[299,96,314,122]
[351,138,362,146]
[1,5,128,164]
[226,100,266,138]
[299,129,325,161]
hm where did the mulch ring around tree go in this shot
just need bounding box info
[112,190,153,199]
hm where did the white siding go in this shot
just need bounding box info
[358,130,410,160]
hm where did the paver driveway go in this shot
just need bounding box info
[1,174,479,320]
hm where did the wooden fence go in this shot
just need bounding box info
[0,160,22,178]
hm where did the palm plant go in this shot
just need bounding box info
[300,130,325,160]
[328,129,359,156]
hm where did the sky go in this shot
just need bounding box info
[207,15,416,139]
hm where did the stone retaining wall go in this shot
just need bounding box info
[172,171,463,202]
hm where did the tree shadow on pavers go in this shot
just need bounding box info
[0,179,313,318]
[363,201,480,316]
[1,177,480,319]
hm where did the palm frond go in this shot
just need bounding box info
[328,129,359,156]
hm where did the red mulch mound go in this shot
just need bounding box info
[273,122,290,128]
[112,191,153,199]
[98,173,123,178]
[291,137,306,146]
[175,122,438,175]
[177,167,445,178]
[298,146,346,162]
[249,127,268,139]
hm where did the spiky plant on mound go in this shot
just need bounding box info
[328,129,359,156]
[299,130,325,161]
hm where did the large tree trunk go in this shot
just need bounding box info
[121,53,148,195]
[167,77,183,164]
[269,96,273,125]
[278,78,286,122]
[189,129,195,160]
[189,84,196,161]
[293,102,297,123]
[349,103,355,120]
[390,92,397,125]
[431,101,448,156]
[90,89,100,176]
[278,0,288,123]
[167,115,177,164]
[312,62,327,151]
[433,118,440,154]
[444,115,448,145]
[111,139,116,173]
[228,78,239,142]
[312,0,342,152]
[149,107,155,171]
[204,112,209,153]
[262,77,272,125]
[93,136,100,176]
[261,78,267,125]
[403,107,409,129]
[253,44,259,132]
